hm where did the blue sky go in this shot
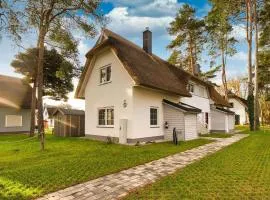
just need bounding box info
[0,0,249,84]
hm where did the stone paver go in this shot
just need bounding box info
[37,134,248,200]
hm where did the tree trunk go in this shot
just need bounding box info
[29,78,37,136]
[222,49,228,100]
[37,27,45,150]
[189,33,195,75]
[246,0,254,131]
[254,0,259,130]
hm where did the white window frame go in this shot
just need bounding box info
[97,107,114,128]
[150,106,159,128]
[99,64,112,85]
[5,115,23,127]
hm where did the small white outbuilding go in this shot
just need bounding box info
[210,106,235,133]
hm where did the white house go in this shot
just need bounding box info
[75,29,234,143]
[228,93,248,125]
[181,76,235,133]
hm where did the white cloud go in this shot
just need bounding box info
[231,25,246,41]
[105,0,182,17]
[230,51,247,61]
[106,7,173,40]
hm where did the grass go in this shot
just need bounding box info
[125,127,270,199]
[200,133,233,138]
[0,134,211,200]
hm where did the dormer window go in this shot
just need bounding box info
[100,65,111,84]
[187,83,194,93]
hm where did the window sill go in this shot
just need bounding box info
[99,81,112,86]
[150,126,160,128]
[97,125,114,128]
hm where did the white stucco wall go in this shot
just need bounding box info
[229,98,247,125]
[131,87,180,140]
[181,82,211,132]
[84,48,135,139]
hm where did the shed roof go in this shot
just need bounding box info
[215,107,235,115]
[163,99,201,113]
[0,74,32,109]
[53,108,85,116]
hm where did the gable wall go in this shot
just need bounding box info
[84,48,135,139]
[229,98,247,125]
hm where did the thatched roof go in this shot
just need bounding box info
[228,93,248,108]
[0,74,32,109]
[76,29,231,107]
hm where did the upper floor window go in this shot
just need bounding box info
[230,102,234,107]
[187,83,194,93]
[150,107,158,127]
[100,65,111,84]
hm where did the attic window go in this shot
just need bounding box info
[230,102,234,107]
[100,65,111,84]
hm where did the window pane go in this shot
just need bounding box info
[150,108,158,126]
[106,66,111,82]
[107,108,114,125]
[98,109,105,125]
[100,68,106,83]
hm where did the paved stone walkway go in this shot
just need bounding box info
[38,134,248,200]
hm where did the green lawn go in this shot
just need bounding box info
[200,133,233,138]
[0,134,211,200]
[125,128,270,199]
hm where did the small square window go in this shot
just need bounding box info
[98,107,114,126]
[100,65,111,84]
[150,107,158,126]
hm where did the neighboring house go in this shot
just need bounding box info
[75,29,234,144]
[0,75,32,133]
[228,93,248,125]
[180,76,234,133]
[43,105,56,128]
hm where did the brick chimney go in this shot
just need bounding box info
[143,27,152,54]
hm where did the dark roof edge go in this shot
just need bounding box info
[163,99,201,113]
[214,106,235,114]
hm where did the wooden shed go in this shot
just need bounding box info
[52,108,85,137]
